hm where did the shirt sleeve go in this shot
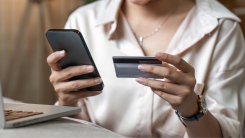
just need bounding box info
[64,12,79,30]
[207,67,245,137]
[184,20,245,138]
[203,20,245,137]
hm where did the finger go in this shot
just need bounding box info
[163,78,174,83]
[162,62,177,70]
[47,50,66,71]
[55,78,102,93]
[155,52,194,73]
[55,65,94,82]
[151,88,177,102]
[151,89,183,107]
[137,77,188,96]
[161,62,176,83]
[60,91,102,103]
[138,65,191,84]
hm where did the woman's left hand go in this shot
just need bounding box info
[136,52,199,117]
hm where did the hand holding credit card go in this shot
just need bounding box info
[113,56,163,78]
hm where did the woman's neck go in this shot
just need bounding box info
[121,0,195,56]
[122,0,194,23]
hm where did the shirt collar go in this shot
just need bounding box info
[96,0,123,27]
[95,0,241,42]
[195,0,240,34]
[208,0,241,22]
[95,0,123,40]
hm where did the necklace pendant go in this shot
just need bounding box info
[139,37,143,46]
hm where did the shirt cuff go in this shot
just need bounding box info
[84,99,97,124]
[54,101,59,106]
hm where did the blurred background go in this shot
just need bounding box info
[0,0,244,105]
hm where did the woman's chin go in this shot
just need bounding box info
[128,0,152,5]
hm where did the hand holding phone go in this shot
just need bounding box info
[46,29,104,91]
[47,50,102,108]
[46,29,104,111]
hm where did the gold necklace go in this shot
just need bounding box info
[134,0,180,47]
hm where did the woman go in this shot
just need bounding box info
[47,0,245,137]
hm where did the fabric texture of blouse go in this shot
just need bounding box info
[64,0,245,137]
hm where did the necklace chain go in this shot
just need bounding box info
[135,0,180,46]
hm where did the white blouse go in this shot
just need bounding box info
[64,0,245,137]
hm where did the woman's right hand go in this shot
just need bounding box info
[47,50,102,107]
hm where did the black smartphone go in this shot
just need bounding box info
[46,29,104,91]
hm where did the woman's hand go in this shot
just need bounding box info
[47,50,102,107]
[136,52,198,117]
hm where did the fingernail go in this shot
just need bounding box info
[94,78,102,84]
[153,53,157,57]
[156,53,162,58]
[138,65,147,71]
[86,66,93,72]
[136,78,144,83]
[59,50,65,56]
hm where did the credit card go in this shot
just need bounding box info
[112,56,163,78]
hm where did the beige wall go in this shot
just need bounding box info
[0,0,83,104]
[0,0,244,104]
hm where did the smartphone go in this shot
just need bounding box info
[46,29,104,91]
[113,56,163,78]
